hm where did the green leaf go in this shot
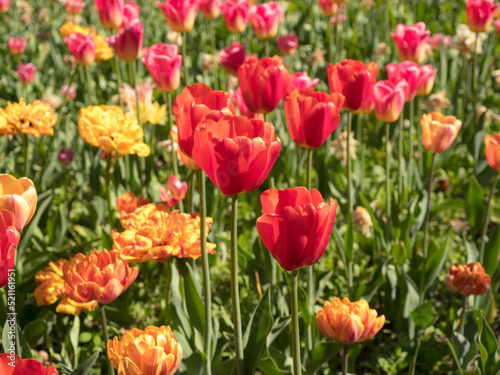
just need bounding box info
[2,321,32,359]
[22,320,47,347]
[391,242,407,265]
[483,225,500,277]
[423,237,449,294]
[410,302,437,328]
[71,351,99,375]
[466,176,486,231]
[478,313,500,374]
[344,217,354,262]
[65,316,80,368]
[305,340,343,374]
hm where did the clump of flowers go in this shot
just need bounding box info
[59,21,113,63]
[119,79,166,125]
[0,99,57,137]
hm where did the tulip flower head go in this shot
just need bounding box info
[142,43,182,92]
[0,174,37,232]
[8,37,26,55]
[0,0,9,12]
[290,71,320,91]
[160,175,188,206]
[58,148,74,166]
[373,80,408,123]
[222,0,250,33]
[106,19,143,62]
[156,0,198,33]
[484,134,500,171]
[94,0,124,29]
[428,33,452,50]
[16,63,37,85]
[386,61,422,102]
[446,262,491,297]
[65,0,86,14]
[327,59,378,112]
[416,64,437,97]
[219,42,246,76]
[277,33,298,56]
[0,210,20,288]
[248,1,284,40]
[230,87,263,119]
[64,33,96,66]
[420,112,461,153]
[284,89,345,149]
[317,297,385,345]
[256,187,337,271]
[61,84,77,100]
[390,22,431,64]
[200,0,221,19]
[318,0,339,17]
[116,192,150,217]
[466,0,498,33]
[120,0,141,29]
[0,354,59,375]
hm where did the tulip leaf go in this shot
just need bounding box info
[345,217,354,262]
[475,311,500,374]
[410,301,437,328]
[71,351,99,375]
[483,225,500,277]
[2,321,32,359]
[22,319,47,347]
[305,340,343,374]
[298,284,312,326]
[423,237,449,294]
[64,315,80,368]
[464,234,479,263]
[466,176,486,232]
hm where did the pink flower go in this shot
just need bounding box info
[495,19,500,36]
[64,33,95,66]
[222,0,249,33]
[120,1,141,29]
[65,0,86,14]
[373,80,408,123]
[142,43,181,92]
[0,0,9,13]
[386,61,422,102]
[156,0,198,33]
[428,33,452,50]
[219,41,246,76]
[160,176,188,207]
[248,1,284,40]
[199,0,221,19]
[106,19,143,62]
[390,22,431,64]
[58,148,74,166]
[0,210,20,288]
[8,37,26,55]
[466,0,498,32]
[290,72,320,91]
[277,33,298,55]
[318,0,339,17]
[94,0,124,29]
[416,64,437,96]
[61,85,77,100]
[230,88,264,119]
[16,63,37,85]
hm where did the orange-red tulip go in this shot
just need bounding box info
[466,0,497,33]
[256,187,337,271]
[284,89,344,149]
[0,174,37,232]
[446,262,491,297]
[192,115,281,196]
[485,134,500,171]
[0,354,59,375]
[0,210,20,288]
[420,112,461,153]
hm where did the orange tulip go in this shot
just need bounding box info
[420,112,461,153]
[108,325,182,375]
[317,297,385,345]
[63,249,138,304]
[446,262,491,297]
[116,192,150,216]
[484,134,500,171]
[0,174,37,232]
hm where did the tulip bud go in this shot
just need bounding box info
[160,175,188,207]
[58,148,74,166]
[156,0,198,33]
[277,33,298,56]
[386,61,422,102]
[416,64,437,97]
[0,0,9,12]
[106,19,143,62]
[485,134,500,171]
[222,0,250,33]
[248,1,284,40]
[61,85,77,100]
[142,43,181,92]
[8,37,26,55]
[373,80,407,123]
[16,63,37,85]
[199,0,221,19]
[318,0,339,17]
[64,33,95,66]
[121,0,140,29]
[420,112,461,153]
[0,174,37,232]
[94,0,124,29]
[466,0,497,33]
[219,42,246,76]
[390,22,431,64]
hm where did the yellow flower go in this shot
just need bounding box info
[144,101,167,125]
[316,297,385,345]
[78,105,150,157]
[112,203,216,262]
[59,21,113,63]
[107,325,182,375]
[0,99,57,137]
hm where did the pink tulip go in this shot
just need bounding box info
[466,0,498,32]
[222,0,249,33]
[428,33,452,50]
[160,175,188,207]
[199,0,221,19]
[8,37,26,55]
[277,33,298,55]
[65,0,86,14]
[373,80,408,123]
[318,0,339,17]
[94,0,124,29]
[219,42,246,76]
[290,72,320,91]
[386,61,422,102]
[0,0,9,13]
[107,20,143,62]
[248,1,284,40]
[416,64,437,96]
[61,85,77,100]
[230,88,264,119]
[0,210,20,289]
[120,0,141,29]
[390,22,431,64]
[156,0,198,33]
[142,43,181,92]
[16,64,37,85]
[64,33,95,66]
[58,148,74,166]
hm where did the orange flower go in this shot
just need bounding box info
[0,174,37,232]
[112,203,216,262]
[116,192,150,217]
[420,112,461,153]
[484,134,500,171]
[63,249,139,304]
[0,99,57,137]
[107,325,182,375]
[317,297,385,345]
[446,262,491,297]
[34,258,98,315]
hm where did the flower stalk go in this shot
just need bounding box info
[99,304,115,375]
[342,344,349,375]
[385,122,391,226]
[306,148,314,353]
[346,111,353,217]
[479,172,499,263]
[291,269,302,375]
[105,153,115,231]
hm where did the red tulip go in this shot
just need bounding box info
[64,33,95,66]
[284,89,344,149]
[120,0,141,29]
[386,61,422,102]
[0,210,20,288]
[156,0,198,33]
[277,33,298,56]
[416,64,437,96]
[106,19,143,61]
[219,42,246,76]
[142,43,181,92]
[256,187,337,271]
[0,354,58,375]
[290,71,320,91]
[238,56,291,114]
[199,0,221,19]
[8,37,26,55]
[173,83,236,159]
[466,0,498,33]
[230,88,263,119]
[222,0,249,33]
[327,59,378,112]
[94,0,124,29]
[16,63,36,85]
[192,115,281,196]
[248,1,284,40]
[373,80,408,123]
[390,22,430,64]
[0,0,10,12]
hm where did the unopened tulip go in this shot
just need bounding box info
[290,71,320,91]
[142,43,181,92]
[256,187,337,271]
[248,1,284,40]
[8,37,26,55]
[238,56,291,113]
[485,134,500,171]
[0,210,20,288]
[0,0,9,12]
[156,0,198,33]
[192,115,281,196]
[416,64,437,96]
[446,262,491,296]
[0,175,37,232]
[390,22,431,64]
[318,0,339,17]
[160,175,188,206]
[317,297,385,344]
[200,0,221,19]
[94,0,124,29]
[65,0,86,14]
[120,0,141,29]
[373,80,408,123]
[64,33,96,66]
[420,112,461,153]
[61,84,77,100]
[16,63,37,85]
[219,42,246,76]
[277,33,298,56]
[466,0,497,33]
[222,0,250,33]
[58,148,74,166]
[106,19,143,61]
[386,61,422,102]
[284,89,344,149]
[327,59,378,112]
[230,87,263,119]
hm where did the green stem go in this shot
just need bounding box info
[385,122,391,226]
[291,270,302,375]
[409,99,414,187]
[199,170,212,374]
[189,171,196,214]
[265,39,270,57]
[56,70,77,143]
[182,33,189,86]
[328,21,333,64]
[459,295,468,336]
[342,344,349,375]
[128,61,141,126]
[306,149,314,353]
[22,133,28,176]
[84,65,94,105]
[165,91,183,213]
[335,21,340,63]
[346,112,353,217]
[416,97,423,174]
[444,337,465,375]
[230,195,244,375]
[479,172,499,263]
[409,339,421,375]
[114,55,124,108]
[209,19,218,90]
[399,113,404,207]
[105,153,115,231]
[472,32,478,128]
[357,115,365,191]
[440,46,448,91]
[99,304,115,375]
